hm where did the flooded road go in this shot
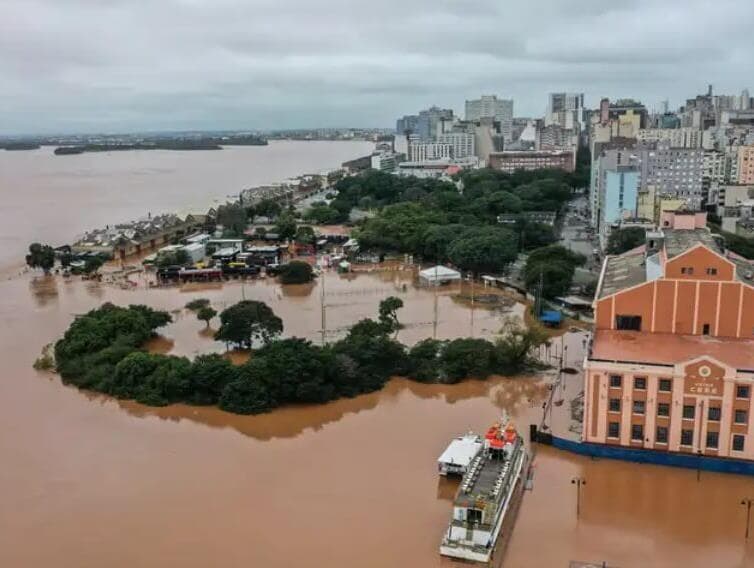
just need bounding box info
[0,140,373,272]
[1,272,753,567]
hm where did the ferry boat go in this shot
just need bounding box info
[439,419,526,563]
[437,432,483,476]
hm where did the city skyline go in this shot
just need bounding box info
[3,0,754,135]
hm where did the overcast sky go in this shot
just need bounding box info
[2,0,754,135]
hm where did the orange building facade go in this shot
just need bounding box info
[584,215,754,461]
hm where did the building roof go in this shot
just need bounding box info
[590,329,754,371]
[419,265,461,280]
[597,229,754,299]
[598,246,646,298]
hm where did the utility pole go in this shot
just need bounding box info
[571,477,586,519]
[741,498,754,540]
[469,272,475,338]
[320,269,327,346]
[432,263,439,339]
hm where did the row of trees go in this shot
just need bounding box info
[52,299,548,413]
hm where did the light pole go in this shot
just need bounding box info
[742,498,754,540]
[571,476,586,519]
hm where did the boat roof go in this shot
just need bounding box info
[438,435,482,467]
[454,453,509,508]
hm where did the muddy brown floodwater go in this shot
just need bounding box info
[1,271,754,568]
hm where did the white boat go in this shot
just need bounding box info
[437,433,483,476]
[439,419,527,563]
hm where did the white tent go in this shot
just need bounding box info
[419,265,461,285]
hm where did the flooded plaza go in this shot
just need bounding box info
[0,269,752,568]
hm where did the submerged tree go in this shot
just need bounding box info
[378,296,404,335]
[214,300,283,349]
[197,306,217,328]
[26,242,55,273]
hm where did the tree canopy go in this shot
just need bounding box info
[214,300,283,348]
[26,243,55,273]
[606,227,646,255]
[524,245,586,300]
[50,297,548,415]
[278,261,314,284]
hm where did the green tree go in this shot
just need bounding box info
[219,361,274,414]
[378,296,404,335]
[606,227,646,255]
[407,339,444,383]
[185,298,210,311]
[83,256,105,274]
[253,198,282,220]
[304,204,342,224]
[275,212,297,240]
[26,242,55,273]
[440,338,498,383]
[189,354,238,405]
[447,227,518,275]
[294,225,316,245]
[197,306,217,327]
[494,317,548,371]
[524,245,585,300]
[216,202,247,236]
[278,261,314,284]
[214,300,283,349]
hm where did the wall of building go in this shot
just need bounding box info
[583,359,754,460]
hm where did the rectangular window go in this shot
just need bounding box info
[608,422,620,438]
[609,398,621,412]
[737,385,750,399]
[656,426,669,444]
[683,405,695,419]
[733,434,745,452]
[708,407,721,421]
[706,431,719,449]
[658,378,672,392]
[657,403,670,417]
[634,377,647,390]
[609,375,622,388]
[681,429,694,446]
[706,268,718,275]
[615,315,642,331]
[631,424,644,441]
[735,410,748,424]
[633,400,645,415]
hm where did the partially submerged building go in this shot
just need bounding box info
[584,211,754,462]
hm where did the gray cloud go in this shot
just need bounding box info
[1,0,754,134]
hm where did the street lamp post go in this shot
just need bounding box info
[741,498,754,540]
[571,477,587,519]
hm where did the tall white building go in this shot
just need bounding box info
[409,142,452,162]
[437,132,475,159]
[465,95,513,143]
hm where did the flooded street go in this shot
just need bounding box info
[0,271,752,567]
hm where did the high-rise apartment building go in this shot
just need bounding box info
[637,144,705,208]
[737,145,754,184]
[396,106,453,140]
[546,92,585,131]
[436,132,475,159]
[465,95,513,142]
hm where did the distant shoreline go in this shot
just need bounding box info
[54,137,269,155]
